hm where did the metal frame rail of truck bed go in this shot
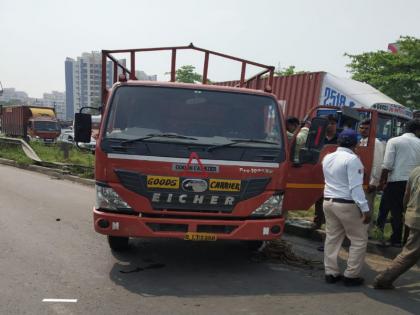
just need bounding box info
[101,43,275,104]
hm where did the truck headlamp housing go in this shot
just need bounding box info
[251,194,283,217]
[96,185,132,212]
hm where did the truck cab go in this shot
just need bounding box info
[28,116,61,143]
[75,45,295,250]
[73,45,394,252]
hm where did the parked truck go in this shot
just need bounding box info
[1,105,61,143]
[73,44,408,252]
[219,71,413,140]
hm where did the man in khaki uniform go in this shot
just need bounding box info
[322,129,371,286]
[374,166,420,289]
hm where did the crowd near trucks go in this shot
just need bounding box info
[74,44,413,251]
[0,105,60,143]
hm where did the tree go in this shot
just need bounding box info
[174,65,205,83]
[274,65,308,76]
[275,65,297,76]
[346,36,420,109]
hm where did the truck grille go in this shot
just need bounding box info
[114,169,271,213]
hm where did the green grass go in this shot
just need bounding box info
[0,140,94,178]
[30,142,94,167]
[288,196,393,241]
[0,143,32,165]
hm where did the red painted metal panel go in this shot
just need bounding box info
[1,106,28,137]
[215,72,325,120]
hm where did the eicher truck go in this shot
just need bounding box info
[74,44,412,252]
[1,105,60,143]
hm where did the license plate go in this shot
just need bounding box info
[184,232,217,241]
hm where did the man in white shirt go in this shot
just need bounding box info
[377,120,420,247]
[322,129,371,286]
[358,119,385,234]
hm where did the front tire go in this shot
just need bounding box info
[107,236,129,251]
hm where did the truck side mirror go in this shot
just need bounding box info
[74,113,92,143]
[298,117,329,164]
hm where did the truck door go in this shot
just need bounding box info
[283,109,376,211]
[283,116,331,210]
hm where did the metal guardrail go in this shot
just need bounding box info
[0,136,42,162]
[0,137,94,175]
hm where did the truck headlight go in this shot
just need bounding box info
[96,185,132,212]
[251,194,283,217]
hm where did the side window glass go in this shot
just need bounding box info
[394,119,406,137]
[376,115,392,141]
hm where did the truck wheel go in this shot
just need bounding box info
[243,241,265,251]
[107,236,129,251]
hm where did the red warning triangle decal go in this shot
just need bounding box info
[180,152,209,178]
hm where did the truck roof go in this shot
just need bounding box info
[101,44,275,106]
[114,80,276,98]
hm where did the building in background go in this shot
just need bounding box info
[65,52,158,120]
[135,70,157,81]
[0,88,29,104]
[42,91,66,120]
[65,52,116,120]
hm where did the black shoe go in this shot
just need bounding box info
[325,274,342,284]
[343,276,364,286]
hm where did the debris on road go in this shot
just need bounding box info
[252,239,323,269]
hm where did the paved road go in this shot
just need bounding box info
[0,164,419,315]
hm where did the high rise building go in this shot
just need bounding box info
[42,91,66,120]
[65,52,157,120]
[65,52,115,120]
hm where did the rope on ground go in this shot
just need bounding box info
[251,239,323,269]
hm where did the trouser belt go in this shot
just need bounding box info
[325,198,355,204]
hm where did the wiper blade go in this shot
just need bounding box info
[206,138,279,152]
[121,133,198,145]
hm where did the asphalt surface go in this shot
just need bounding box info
[0,164,419,315]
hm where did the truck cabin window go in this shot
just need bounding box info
[34,121,59,131]
[104,86,283,148]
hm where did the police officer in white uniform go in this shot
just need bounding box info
[322,129,371,286]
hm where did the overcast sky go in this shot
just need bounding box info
[1,0,419,98]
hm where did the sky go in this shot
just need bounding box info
[1,0,420,98]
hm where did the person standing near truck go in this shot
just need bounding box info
[377,119,420,247]
[358,119,385,236]
[322,129,371,286]
[286,116,300,140]
[374,166,420,289]
[313,115,338,230]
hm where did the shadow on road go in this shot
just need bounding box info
[108,238,419,314]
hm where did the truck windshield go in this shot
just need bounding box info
[34,121,59,131]
[104,86,282,148]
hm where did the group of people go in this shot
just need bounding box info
[286,113,420,288]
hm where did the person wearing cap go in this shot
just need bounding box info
[322,129,371,286]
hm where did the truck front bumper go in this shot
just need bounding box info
[93,208,285,241]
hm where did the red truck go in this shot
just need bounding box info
[1,105,60,143]
[74,44,381,252]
